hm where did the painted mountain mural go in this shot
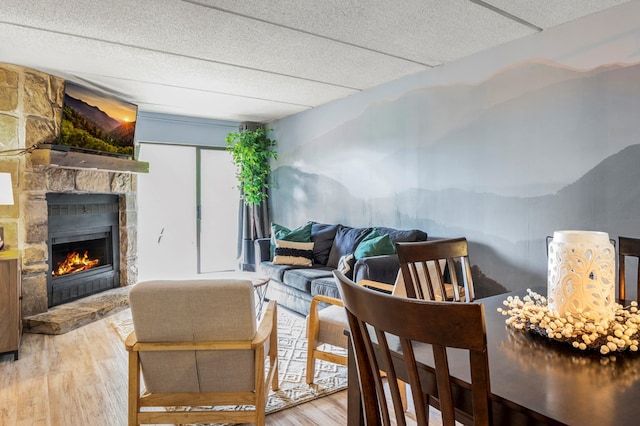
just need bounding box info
[272,144,640,294]
[281,60,640,198]
[271,60,640,296]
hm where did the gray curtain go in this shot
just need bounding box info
[236,122,271,271]
[237,198,270,271]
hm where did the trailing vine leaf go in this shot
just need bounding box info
[225,128,277,205]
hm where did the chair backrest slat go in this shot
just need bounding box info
[618,236,640,300]
[444,257,459,301]
[396,238,475,302]
[400,337,427,426]
[334,270,491,425]
[375,328,406,426]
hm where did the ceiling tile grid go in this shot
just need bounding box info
[0,0,632,121]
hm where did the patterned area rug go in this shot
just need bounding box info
[110,307,347,420]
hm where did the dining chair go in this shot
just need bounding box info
[618,236,640,300]
[126,279,279,426]
[395,237,475,302]
[334,270,492,426]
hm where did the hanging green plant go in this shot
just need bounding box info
[225,127,277,206]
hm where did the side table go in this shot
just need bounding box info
[0,250,21,361]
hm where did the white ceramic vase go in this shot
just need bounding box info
[547,230,616,321]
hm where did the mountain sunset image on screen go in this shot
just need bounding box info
[59,81,138,157]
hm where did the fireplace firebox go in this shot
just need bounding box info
[47,193,120,307]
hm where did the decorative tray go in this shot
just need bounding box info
[498,289,640,355]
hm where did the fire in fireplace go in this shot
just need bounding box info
[53,249,101,277]
[47,193,120,307]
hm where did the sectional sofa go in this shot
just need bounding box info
[255,222,427,316]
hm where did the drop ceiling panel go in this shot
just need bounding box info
[0,23,358,107]
[193,0,537,64]
[0,0,632,122]
[120,83,309,123]
[484,0,630,28]
[1,0,426,89]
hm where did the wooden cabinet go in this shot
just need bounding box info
[0,250,21,361]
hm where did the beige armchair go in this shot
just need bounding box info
[305,294,348,384]
[125,279,279,426]
[305,280,394,384]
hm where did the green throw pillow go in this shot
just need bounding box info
[354,230,396,260]
[270,222,313,257]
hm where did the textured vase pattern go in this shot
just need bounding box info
[547,231,616,321]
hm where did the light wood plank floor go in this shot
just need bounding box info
[0,308,348,426]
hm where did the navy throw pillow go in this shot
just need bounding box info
[311,222,340,265]
[327,226,371,268]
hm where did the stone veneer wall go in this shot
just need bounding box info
[0,62,137,317]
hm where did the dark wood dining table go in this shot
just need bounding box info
[347,287,640,425]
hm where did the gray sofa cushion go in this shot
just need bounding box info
[327,226,371,268]
[265,279,314,316]
[353,254,402,284]
[258,261,297,281]
[311,222,339,265]
[283,267,333,292]
[310,277,341,300]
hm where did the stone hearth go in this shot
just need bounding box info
[23,286,130,335]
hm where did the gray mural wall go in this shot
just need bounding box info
[268,3,640,297]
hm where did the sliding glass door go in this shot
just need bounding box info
[137,144,240,280]
[137,143,198,280]
[198,148,240,273]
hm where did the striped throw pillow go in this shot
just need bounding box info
[273,239,315,266]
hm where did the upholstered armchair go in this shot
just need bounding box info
[305,280,395,384]
[125,279,279,426]
[305,294,348,384]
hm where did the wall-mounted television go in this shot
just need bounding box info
[57,81,137,158]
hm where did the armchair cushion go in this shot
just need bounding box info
[129,279,257,393]
[315,304,348,348]
[140,349,255,393]
[130,279,256,341]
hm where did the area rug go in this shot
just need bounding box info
[110,307,348,419]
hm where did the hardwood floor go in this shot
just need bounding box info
[0,308,348,426]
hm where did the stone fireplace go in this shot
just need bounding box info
[21,169,137,316]
[47,193,121,307]
[0,63,139,318]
